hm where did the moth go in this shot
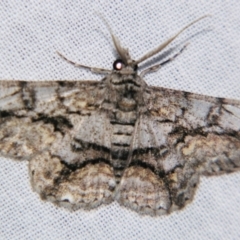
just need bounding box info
[1,15,240,216]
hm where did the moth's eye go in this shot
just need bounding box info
[133,64,138,71]
[113,59,124,71]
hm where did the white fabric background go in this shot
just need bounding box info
[0,1,240,239]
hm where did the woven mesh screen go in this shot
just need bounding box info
[0,1,240,239]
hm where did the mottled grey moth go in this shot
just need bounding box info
[1,15,240,216]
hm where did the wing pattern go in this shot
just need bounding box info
[1,78,240,216]
[1,16,239,216]
[117,87,240,215]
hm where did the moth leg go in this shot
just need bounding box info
[140,43,189,78]
[56,51,111,74]
[29,151,116,210]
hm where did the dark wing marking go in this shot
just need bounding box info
[0,80,116,210]
[117,86,240,215]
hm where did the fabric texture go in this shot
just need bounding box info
[0,1,240,239]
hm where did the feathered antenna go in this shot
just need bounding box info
[97,13,132,64]
[135,15,211,64]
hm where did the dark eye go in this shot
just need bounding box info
[113,59,124,71]
[133,64,138,71]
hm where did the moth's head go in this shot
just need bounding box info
[111,34,138,74]
[112,58,138,73]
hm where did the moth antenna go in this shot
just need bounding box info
[97,13,131,64]
[56,51,111,74]
[135,15,211,64]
